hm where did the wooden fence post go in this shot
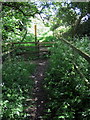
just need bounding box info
[34,24,39,57]
[34,24,37,44]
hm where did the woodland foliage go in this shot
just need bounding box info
[2,1,90,120]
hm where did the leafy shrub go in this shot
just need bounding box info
[73,36,90,55]
[2,57,35,119]
[24,33,35,42]
[43,39,90,120]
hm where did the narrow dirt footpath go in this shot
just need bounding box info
[32,59,49,120]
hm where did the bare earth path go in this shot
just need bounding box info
[31,58,49,120]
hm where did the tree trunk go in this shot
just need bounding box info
[72,15,83,36]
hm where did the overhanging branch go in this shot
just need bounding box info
[2,3,37,17]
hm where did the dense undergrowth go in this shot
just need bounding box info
[43,37,90,120]
[2,2,90,120]
[69,36,90,55]
[2,57,36,119]
[2,35,90,120]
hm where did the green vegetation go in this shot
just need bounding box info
[71,36,90,55]
[43,37,90,120]
[2,57,36,119]
[2,1,90,120]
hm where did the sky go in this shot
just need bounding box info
[35,1,90,23]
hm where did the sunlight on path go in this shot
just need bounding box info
[31,59,48,120]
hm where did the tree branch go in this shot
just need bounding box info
[2,3,37,17]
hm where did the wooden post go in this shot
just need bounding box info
[34,24,39,57]
[34,24,37,44]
